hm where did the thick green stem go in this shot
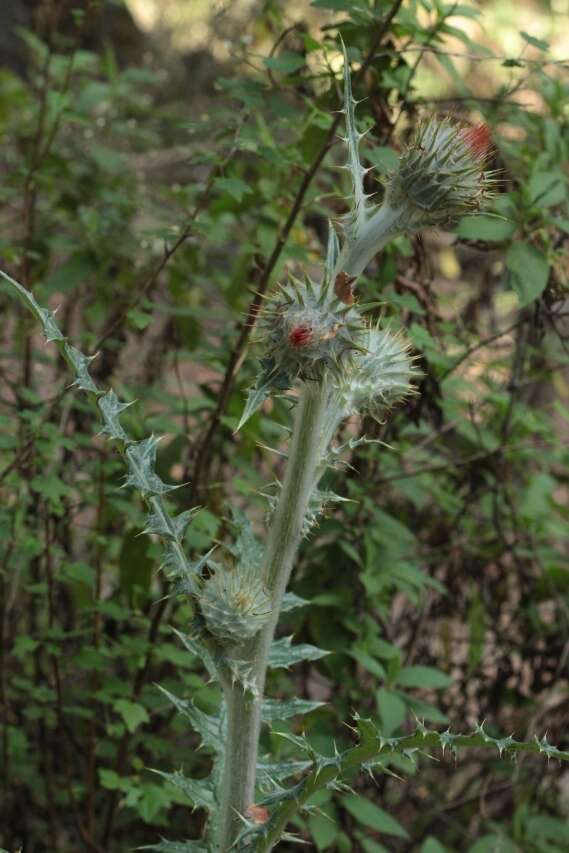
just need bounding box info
[218,380,331,850]
[333,202,402,278]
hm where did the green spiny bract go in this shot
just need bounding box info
[261,273,365,384]
[198,563,271,645]
[385,118,494,229]
[338,323,416,419]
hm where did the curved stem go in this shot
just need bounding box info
[218,380,331,850]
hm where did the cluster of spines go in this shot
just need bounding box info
[260,271,365,382]
[198,563,271,646]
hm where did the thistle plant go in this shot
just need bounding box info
[2,46,567,853]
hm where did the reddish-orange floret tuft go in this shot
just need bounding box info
[461,123,492,160]
[288,325,314,348]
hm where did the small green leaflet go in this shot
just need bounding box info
[506,242,550,306]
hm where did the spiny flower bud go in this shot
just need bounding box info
[385,117,494,229]
[199,564,271,645]
[262,273,364,383]
[340,323,416,418]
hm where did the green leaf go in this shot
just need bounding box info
[257,758,312,782]
[520,30,549,51]
[456,215,515,241]
[280,591,310,612]
[41,252,93,295]
[214,176,252,202]
[529,169,566,207]
[119,530,153,599]
[506,242,550,306]
[98,390,133,441]
[157,686,224,752]
[309,810,340,850]
[29,474,69,506]
[263,52,306,74]
[367,146,399,175]
[64,343,98,393]
[261,697,325,721]
[113,699,149,733]
[421,839,447,853]
[137,840,208,852]
[150,769,215,811]
[124,435,178,496]
[268,636,329,669]
[99,769,129,791]
[311,0,354,9]
[396,666,453,689]
[376,689,406,736]
[343,794,409,838]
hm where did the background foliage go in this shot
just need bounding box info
[0,0,568,850]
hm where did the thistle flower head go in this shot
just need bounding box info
[199,563,271,646]
[261,273,365,382]
[385,117,494,229]
[339,323,417,418]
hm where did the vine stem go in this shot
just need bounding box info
[218,381,331,850]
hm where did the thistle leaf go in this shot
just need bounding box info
[157,685,224,752]
[137,841,208,852]
[170,628,218,682]
[261,697,325,721]
[256,759,312,783]
[124,435,180,496]
[235,716,569,852]
[236,362,290,433]
[340,41,374,238]
[64,344,98,393]
[98,390,134,441]
[0,268,198,590]
[325,221,340,283]
[229,508,264,566]
[268,636,329,669]
[150,769,216,811]
[280,591,310,612]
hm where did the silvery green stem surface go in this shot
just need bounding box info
[218,380,331,850]
[334,202,402,277]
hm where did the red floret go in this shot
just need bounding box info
[288,325,314,347]
[461,123,492,159]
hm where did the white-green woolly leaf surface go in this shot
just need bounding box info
[268,636,329,669]
[171,628,218,682]
[280,591,310,612]
[256,759,312,783]
[157,686,224,752]
[64,344,98,393]
[229,508,264,566]
[340,41,374,238]
[150,769,215,811]
[325,221,340,283]
[124,435,179,496]
[144,504,196,541]
[98,390,134,441]
[236,372,280,433]
[262,697,325,721]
